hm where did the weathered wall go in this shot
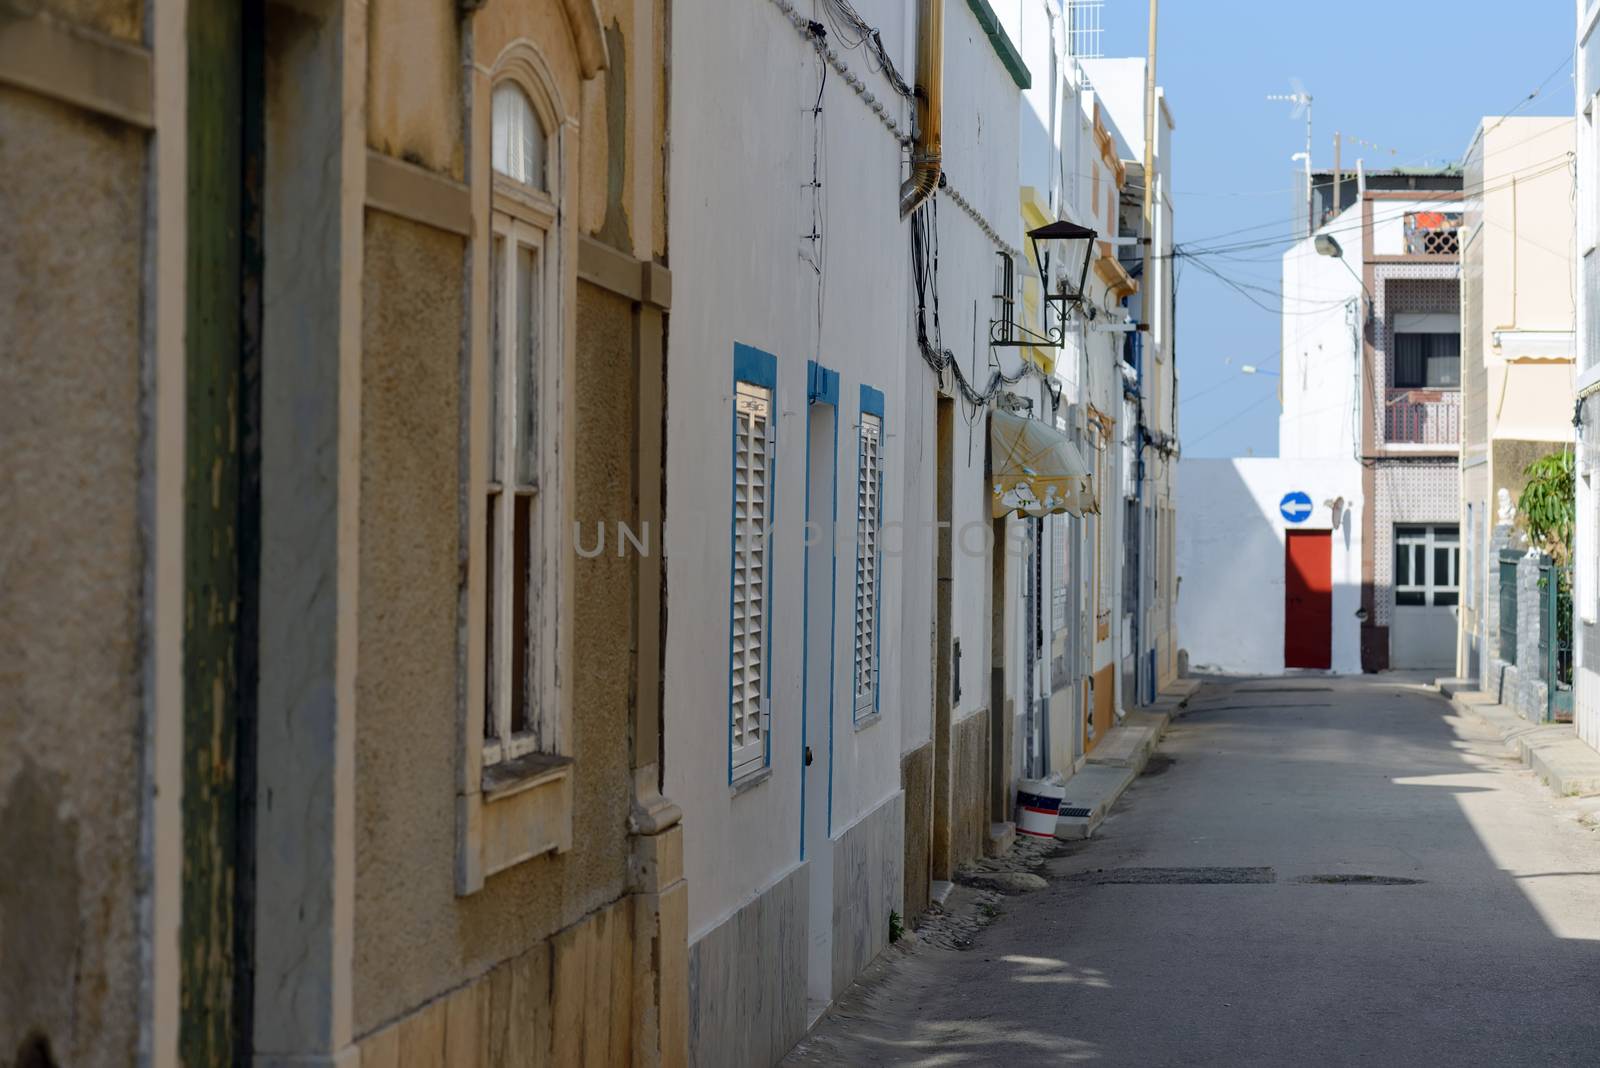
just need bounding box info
[366,0,463,178]
[687,864,807,1068]
[950,708,989,872]
[0,85,146,1067]
[352,216,640,1036]
[900,742,933,923]
[830,791,903,997]
[355,896,636,1064]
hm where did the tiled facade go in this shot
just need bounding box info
[1370,463,1462,628]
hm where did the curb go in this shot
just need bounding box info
[1443,688,1600,798]
[1053,687,1185,840]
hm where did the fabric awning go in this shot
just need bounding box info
[990,408,1096,518]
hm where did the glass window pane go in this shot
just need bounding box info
[492,83,547,189]
[484,491,499,741]
[1434,590,1459,606]
[1394,333,1425,388]
[516,244,540,488]
[490,236,506,484]
[511,492,532,736]
[1395,541,1411,585]
[1397,590,1426,606]
[1434,546,1453,588]
[1426,333,1461,388]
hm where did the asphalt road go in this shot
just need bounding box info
[786,676,1600,1066]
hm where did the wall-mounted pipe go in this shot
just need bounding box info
[898,0,943,217]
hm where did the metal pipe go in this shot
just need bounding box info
[898,0,943,217]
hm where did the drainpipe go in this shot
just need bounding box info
[898,0,944,217]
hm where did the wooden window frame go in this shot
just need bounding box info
[457,46,578,894]
[481,211,561,768]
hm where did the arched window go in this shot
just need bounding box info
[491,82,547,190]
[482,74,560,768]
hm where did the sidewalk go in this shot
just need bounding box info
[1438,681,1600,797]
[1053,677,1198,839]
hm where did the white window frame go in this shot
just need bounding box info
[1394,524,1459,608]
[731,379,775,780]
[458,49,577,893]
[478,77,564,770]
[482,209,561,767]
[853,411,883,719]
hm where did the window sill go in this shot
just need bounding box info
[465,753,575,888]
[730,766,771,796]
[853,711,882,732]
[482,751,574,802]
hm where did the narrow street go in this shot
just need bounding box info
[788,676,1600,1066]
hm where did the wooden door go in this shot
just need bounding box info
[1285,531,1332,670]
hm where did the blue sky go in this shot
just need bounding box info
[1097,1,1575,458]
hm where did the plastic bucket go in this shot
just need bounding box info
[1015,776,1065,838]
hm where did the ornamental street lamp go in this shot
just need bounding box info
[991,220,1097,349]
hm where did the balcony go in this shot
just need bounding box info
[1384,388,1460,446]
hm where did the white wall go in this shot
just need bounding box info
[1177,458,1364,675]
[666,0,914,940]
[1575,0,1600,750]
[1280,214,1363,460]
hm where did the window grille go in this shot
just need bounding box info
[731,382,773,778]
[1403,211,1462,256]
[853,413,883,717]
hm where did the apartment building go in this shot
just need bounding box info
[1458,116,1576,699]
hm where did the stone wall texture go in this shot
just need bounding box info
[0,85,146,1068]
[900,742,934,923]
[831,791,904,998]
[950,707,990,873]
[687,864,807,1068]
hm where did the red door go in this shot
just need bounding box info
[1285,531,1332,669]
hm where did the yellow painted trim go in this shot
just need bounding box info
[1094,253,1138,301]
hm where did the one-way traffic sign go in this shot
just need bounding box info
[1280,491,1313,523]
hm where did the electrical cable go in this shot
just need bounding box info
[1161,151,1572,256]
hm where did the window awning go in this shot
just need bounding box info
[990,408,1096,518]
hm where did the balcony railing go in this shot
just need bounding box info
[1384,388,1460,446]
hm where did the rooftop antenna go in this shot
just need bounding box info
[1332,133,1398,224]
[1267,80,1313,237]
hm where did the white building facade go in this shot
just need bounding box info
[665,0,1025,1059]
[1574,0,1600,749]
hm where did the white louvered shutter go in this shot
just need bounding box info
[731,383,773,778]
[853,414,882,717]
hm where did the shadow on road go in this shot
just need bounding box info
[784,675,1600,1066]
